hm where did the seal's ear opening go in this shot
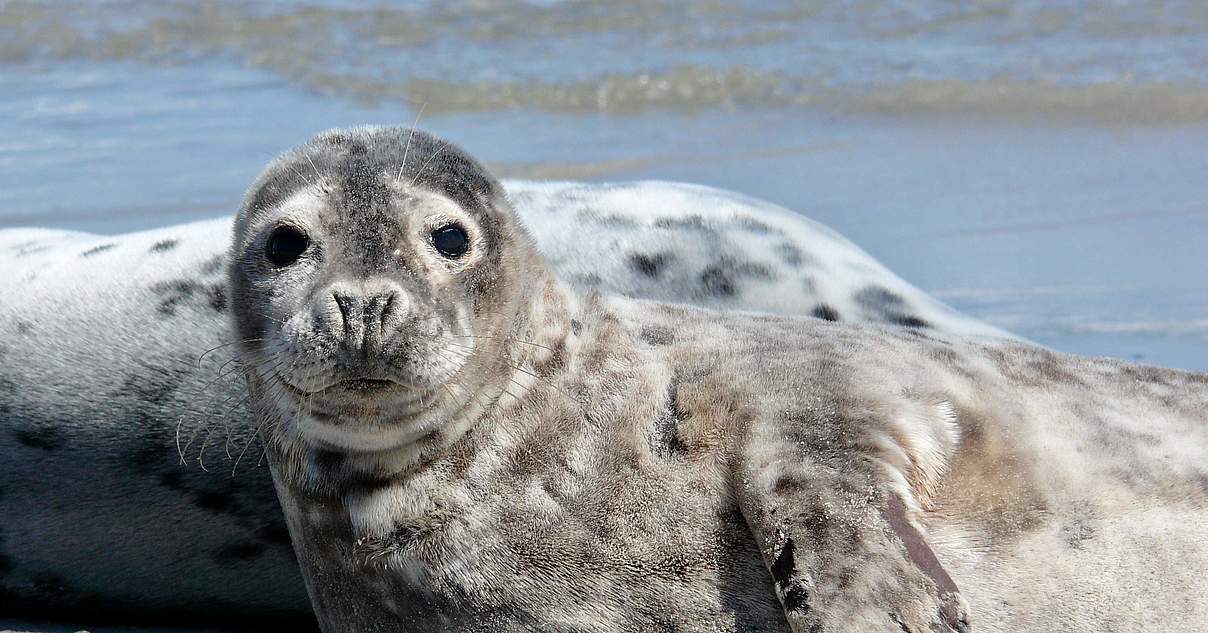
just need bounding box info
[881,494,970,633]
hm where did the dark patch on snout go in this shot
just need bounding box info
[212,541,266,564]
[770,537,810,613]
[13,426,65,451]
[81,243,117,257]
[150,239,179,253]
[811,305,840,322]
[640,325,674,346]
[628,252,671,278]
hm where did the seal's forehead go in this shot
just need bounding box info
[238,126,503,234]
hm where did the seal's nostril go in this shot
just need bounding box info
[333,291,355,333]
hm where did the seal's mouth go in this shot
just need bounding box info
[338,378,397,393]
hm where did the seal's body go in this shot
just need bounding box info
[0,178,999,624]
[230,127,1207,632]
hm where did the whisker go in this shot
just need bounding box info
[411,140,450,186]
[395,106,427,185]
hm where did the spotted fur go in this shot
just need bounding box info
[231,128,1208,632]
[0,165,1005,626]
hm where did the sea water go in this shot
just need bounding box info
[1,0,1205,370]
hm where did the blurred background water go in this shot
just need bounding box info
[0,0,1205,369]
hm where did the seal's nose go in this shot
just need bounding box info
[327,281,408,356]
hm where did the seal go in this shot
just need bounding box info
[0,175,1005,625]
[230,127,1208,632]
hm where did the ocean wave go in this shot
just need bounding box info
[5,1,1208,120]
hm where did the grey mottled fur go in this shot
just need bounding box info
[231,127,1208,632]
[0,168,1001,624]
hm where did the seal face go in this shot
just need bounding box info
[230,128,542,462]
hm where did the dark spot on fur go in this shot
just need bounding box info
[118,373,187,471]
[116,361,190,406]
[772,475,805,494]
[770,537,809,612]
[150,279,201,316]
[14,320,34,335]
[856,286,906,310]
[81,243,117,257]
[856,287,931,329]
[31,573,70,596]
[207,283,228,312]
[157,470,184,490]
[256,519,293,546]
[573,272,602,287]
[628,252,671,278]
[0,376,14,419]
[313,449,344,475]
[150,239,179,253]
[13,426,65,451]
[14,243,51,257]
[1060,520,1096,550]
[196,490,235,514]
[733,216,776,234]
[570,319,583,336]
[776,243,805,267]
[651,378,689,458]
[200,254,226,275]
[700,267,737,296]
[212,541,266,564]
[640,325,674,346]
[589,213,640,228]
[532,337,567,377]
[891,314,929,329]
[699,257,774,298]
[0,528,13,576]
[654,215,715,233]
[811,305,840,322]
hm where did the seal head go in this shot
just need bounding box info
[229,127,551,463]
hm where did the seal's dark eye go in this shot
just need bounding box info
[265,226,309,266]
[431,224,469,258]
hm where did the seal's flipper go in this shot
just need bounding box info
[735,400,970,632]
